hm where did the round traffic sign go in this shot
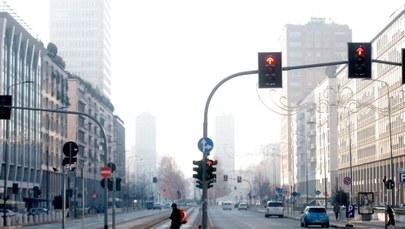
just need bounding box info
[344,176,352,185]
[63,141,79,157]
[315,190,321,195]
[197,137,214,153]
[100,166,111,178]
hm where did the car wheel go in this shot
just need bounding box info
[304,222,308,227]
[326,223,329,228]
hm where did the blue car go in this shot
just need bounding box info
[300,206,329,228]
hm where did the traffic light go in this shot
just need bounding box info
[0,95,12,120]
[192,160,203,181]
[33,186,41,198]
[52,195,63,209]
[207,179,214,189]
[224,175,228,182]
[237,176,242,183]
[116,178,122,191]
[348,42,372,78]
[402,49,405,84]
[385,179,394,190]
[12,183,18,194]
[258,52,282,88]
[100,178,114,191]
[207,159,217,181]
[196,180,203,189]
[62,141,79,166]
[153,177,158,183]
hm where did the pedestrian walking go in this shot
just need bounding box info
[387,205,396,228]
[333,203,340,220]
[170,203,182,229]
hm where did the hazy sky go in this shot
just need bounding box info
[7,0,404,175]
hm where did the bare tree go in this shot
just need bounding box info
[157,155,187,202]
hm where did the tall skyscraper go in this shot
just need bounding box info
[135,112,157,182]
[49,0,112,98]
[214,114,235,174]
[279,18,351,189]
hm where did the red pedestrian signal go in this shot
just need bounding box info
[207,159,217,183]
[258,52,282,88]
[348,42,372,78]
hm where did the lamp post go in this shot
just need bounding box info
[3,80,34,226]
[365,79,394,206]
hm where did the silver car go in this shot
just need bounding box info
[265,201,284,218]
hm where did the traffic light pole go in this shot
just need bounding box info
[2,105,110,229]
[202,70,257,229]
[199,55,404,228]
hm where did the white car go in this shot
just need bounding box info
[238,203,248,210]
[265,201,284,218]
[222,202,232,210]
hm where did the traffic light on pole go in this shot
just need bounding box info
[348,42,372,78]
[116,178,122,191]
[0,95,12,120]
[192,160,203,181]
[402,49,405,84]
[385,179,395,190]
[62,141,78,166]
[258,52,282,88]
[237,176,242,183]
[207,159,217,181]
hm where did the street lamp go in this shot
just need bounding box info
[364,79,394,205]
[3,80,34,226]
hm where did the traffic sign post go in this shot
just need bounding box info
[100,166,111,178]
[198,137,214,154]
[344,176,352,185]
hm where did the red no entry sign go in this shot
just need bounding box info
[100,166,111,178]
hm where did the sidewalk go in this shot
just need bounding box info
[284,210,405,228]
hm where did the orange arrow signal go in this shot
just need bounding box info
[356,46,364,56]
[265,55,275,65]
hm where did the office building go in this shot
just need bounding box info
[49,0,112,98]
[279,18,351,191]
[336,5,405,206]
[214,114,235,174]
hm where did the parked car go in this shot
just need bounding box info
[28,208,49,216]
[222,202,232,210]
[238,203,248,210]
[153,203,161,210]
[0,209,16,217]
[300,206,329,228]
[265,201,284,218]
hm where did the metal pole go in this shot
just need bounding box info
[46,115,50,212]
[3,80,34,226]
[366,79,394,206]
[387,86,394,206]
[202,70,257,229]
[3,105,110,229]
[112,177,116,229]
[81,166,84,229]
[62,168,66,229]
